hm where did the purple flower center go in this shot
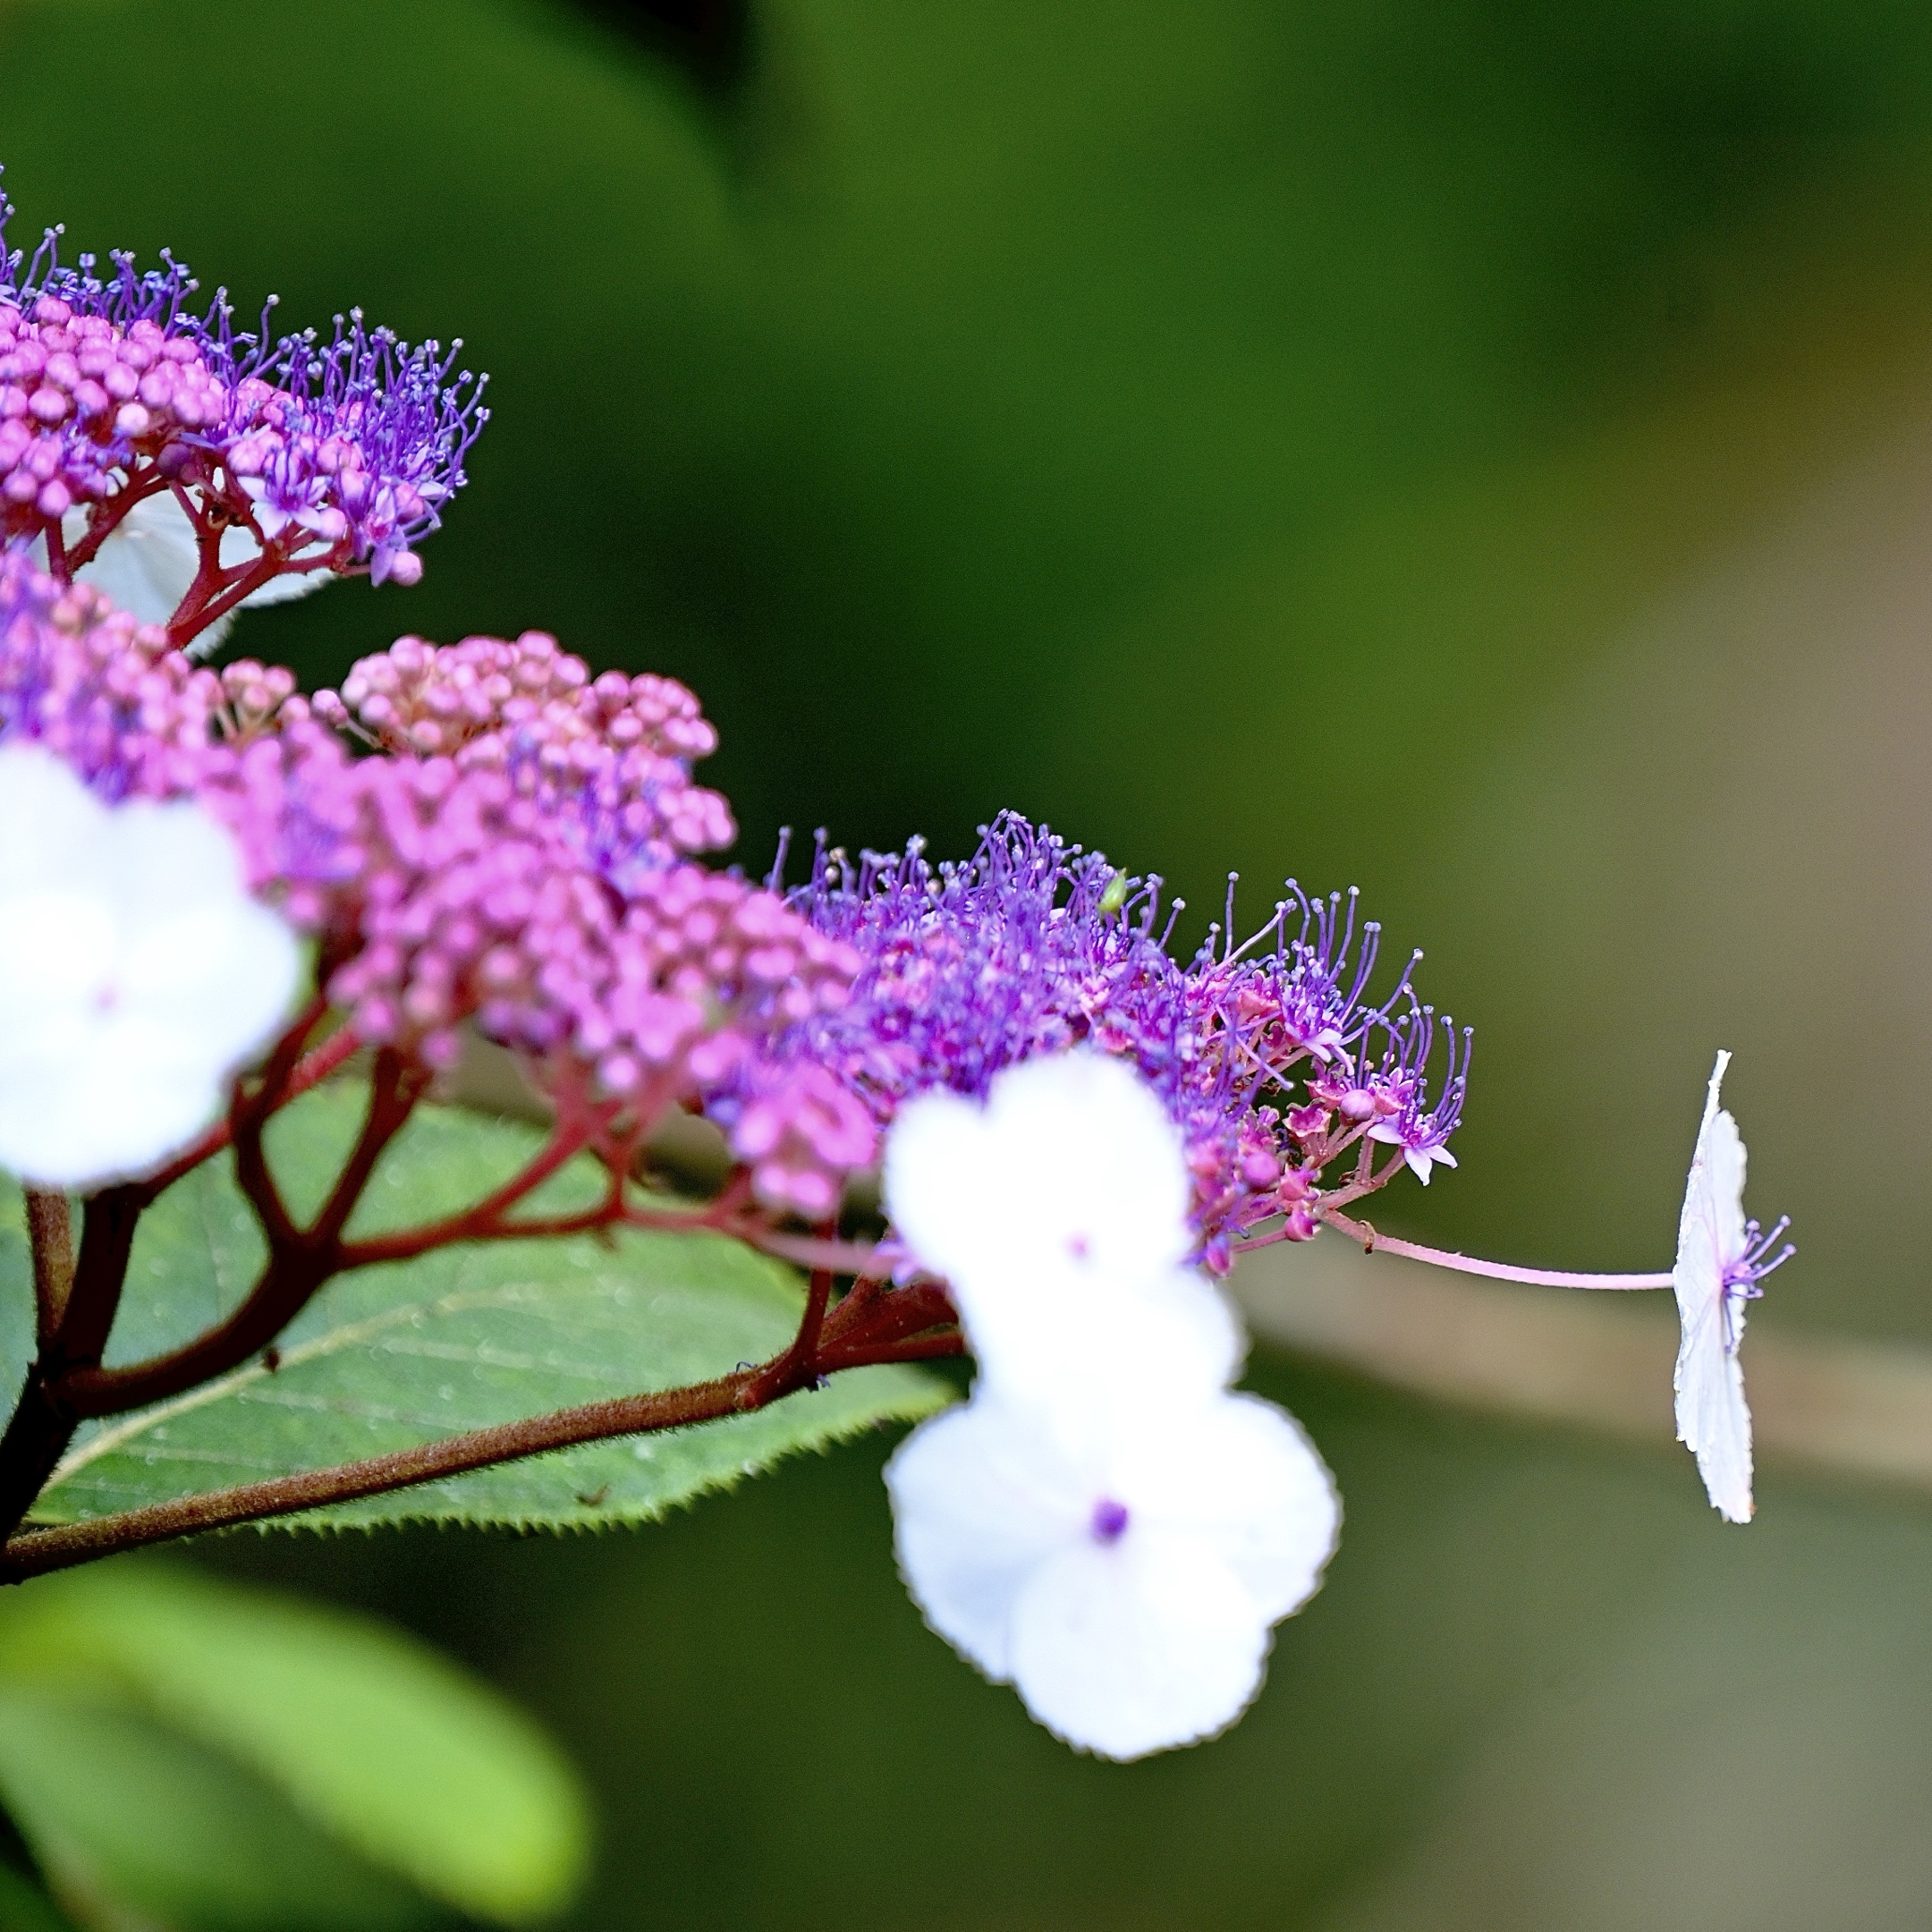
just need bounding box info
[1089,1497,1130,1544]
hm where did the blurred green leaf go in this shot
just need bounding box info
[0,1687,428,1932]
[0,1563,589,1926]
[20,1086,942,1533]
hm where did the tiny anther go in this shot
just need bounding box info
[261,1347,281,1372]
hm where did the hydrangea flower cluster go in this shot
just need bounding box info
[1,197,484,647]
[0,549,853,1143]
[718,818,1470,1270]
[0,547,223,798]
[885,1051,1341,1758]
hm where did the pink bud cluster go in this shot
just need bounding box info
[706,1051,879,1220]
[205,708,855,1128]
[0,551,221,794]
[315,631,735,881]
[0,295,224,538]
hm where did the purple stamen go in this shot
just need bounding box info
[1089,1497,1131,1544]
[1721,1216,1794,1352]
[1725,1215,1795,1293]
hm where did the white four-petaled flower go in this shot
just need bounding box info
[0,743,301,1188]
[884,1051,1341,1759]
[1672,1049,1759,1525]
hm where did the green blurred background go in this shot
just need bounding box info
[9,0,1932,1922]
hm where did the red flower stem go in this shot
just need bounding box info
[135,1020,359,1201]
[818,1330,966,1371]
[59,1053,424,1419]
[0,1187,146,1540]
[306,1050,428,1246]
[1318,1208,1672,1290]
[61,470,170,573]
[335,1115,601,1268]
[40,517,70,581]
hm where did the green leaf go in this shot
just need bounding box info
[28,1086,945,1534]
[0,1689,428,1932]
[0,1563,588,1926]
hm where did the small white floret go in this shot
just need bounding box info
[885,1050,1243,1402]
[887,1385,1340,1759]
[1672,1050,1756,1524]
[0,744,302,1188]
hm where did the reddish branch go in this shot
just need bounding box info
[0,1009,963,1575]
[58,470,170,575]
[0,1277,961,1583]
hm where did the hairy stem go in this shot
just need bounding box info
[0,1282,964,1583]
[24,1191,73,1350]
[0,1371,758,1580]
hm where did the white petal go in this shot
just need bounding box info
[0,754,301,1189]
[886,1385,1340,1758]
[1109,1391,1340,1623]
[885,1049,1192,1300]
[884,1049,1234,1399]
[1008,1533,1271,1759]
[0,891,118,1013]
[881,1084,999,1286]
[1672,1050,1754,1522]
[886,1398,1086,1680]
[973,1261,1246,1408]
[0,744,110,894]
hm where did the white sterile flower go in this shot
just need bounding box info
[886,1383,1340,1759]
[885,1049,1244,1402]
[0,743,301,1188]
[1673,1050,1789,1525]
[55,494,328,655]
